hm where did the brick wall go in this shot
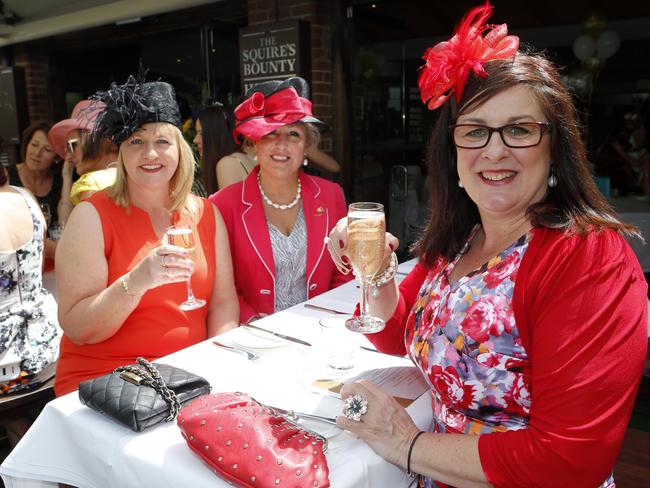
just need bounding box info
[247,0,334,154]
[13,44,51,124]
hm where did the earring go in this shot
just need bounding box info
[458,179,464,188]
[548,167,557,188]
[303,158,308,167]
[253,153,258,163]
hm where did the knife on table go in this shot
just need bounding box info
[242,323,312,347]
[303,303,350,315]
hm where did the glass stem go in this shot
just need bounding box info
[186,276,196,302]
[359,280,371,320]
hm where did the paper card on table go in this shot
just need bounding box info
[313,366,429,407]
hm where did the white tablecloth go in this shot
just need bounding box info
[0,267,431,488]
[303,258,418,314]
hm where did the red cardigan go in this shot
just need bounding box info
[210,168,351,323]
[369,227,648,488]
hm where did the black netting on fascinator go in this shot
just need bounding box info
[91,75,182,145]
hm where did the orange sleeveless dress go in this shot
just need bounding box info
[54,190,216,396]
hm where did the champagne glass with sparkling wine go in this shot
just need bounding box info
[166,225,206,311]
[345,202,386,333]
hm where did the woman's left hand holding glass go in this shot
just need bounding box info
[337,380,421,469]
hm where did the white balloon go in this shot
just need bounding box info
[596,30,621,59]
[573,35,596,61]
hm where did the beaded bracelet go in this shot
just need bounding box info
[369,252,398,294]
[406,430,425,478]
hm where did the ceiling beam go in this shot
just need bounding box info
[0,0,223,47]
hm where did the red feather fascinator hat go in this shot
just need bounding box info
[418,1,519,110]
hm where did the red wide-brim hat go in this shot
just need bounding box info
[232,77,324,143]
[48,100,106,158]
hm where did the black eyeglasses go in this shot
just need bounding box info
[449,122,552,149]
[66,138,79,154]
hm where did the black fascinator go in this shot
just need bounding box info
[92,74,182,145]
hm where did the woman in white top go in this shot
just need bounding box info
[0,164,62,446]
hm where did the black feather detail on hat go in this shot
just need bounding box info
[91,74,181,145]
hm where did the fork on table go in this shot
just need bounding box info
[212,341,260,361]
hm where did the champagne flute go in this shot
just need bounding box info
[345,202,386,333]
[166,225,206,311]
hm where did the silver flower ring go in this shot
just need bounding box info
[343,393,368,422]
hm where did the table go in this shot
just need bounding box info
[0,262,431,488]
[303,258,418,315]
[610,196,650,272]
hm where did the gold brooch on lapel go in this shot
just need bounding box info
[315,206,325,216]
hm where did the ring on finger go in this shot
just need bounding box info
[343,393,368,422]
[160,255,167,268]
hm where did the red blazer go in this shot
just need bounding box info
[210,167,352,323]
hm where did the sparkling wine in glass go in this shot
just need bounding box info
[345,202,386,333]
[166,225,206,311]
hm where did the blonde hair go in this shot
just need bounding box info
[303,122,321,148]
[110,123,195,211]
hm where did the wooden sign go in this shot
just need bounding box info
[239,20,311,94]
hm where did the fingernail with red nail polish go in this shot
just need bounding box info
[339,240,344,249]
[341,256,349,264]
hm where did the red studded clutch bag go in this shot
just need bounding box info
[177,392,330,488]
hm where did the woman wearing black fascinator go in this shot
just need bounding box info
[54,75,239,397]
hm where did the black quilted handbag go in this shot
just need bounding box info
[78,357,211,432]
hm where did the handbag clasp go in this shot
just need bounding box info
[120,370,147,385]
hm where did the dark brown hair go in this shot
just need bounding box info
[414,51,638,266]
[21,120,54,161]
[196,106,237,195]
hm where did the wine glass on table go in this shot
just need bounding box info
[345,202,386,333]
[166,224,206,311]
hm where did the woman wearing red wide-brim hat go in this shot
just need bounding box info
[210,77,352,323]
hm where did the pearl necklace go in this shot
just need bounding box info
[257,173,302,210]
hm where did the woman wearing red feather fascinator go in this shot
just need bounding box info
[327,2,647,487]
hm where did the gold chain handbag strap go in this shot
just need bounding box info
[114,357,182,422]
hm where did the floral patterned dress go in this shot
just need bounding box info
[407,226,614,488]
[0,186,61,394]
[408,227,529,487]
